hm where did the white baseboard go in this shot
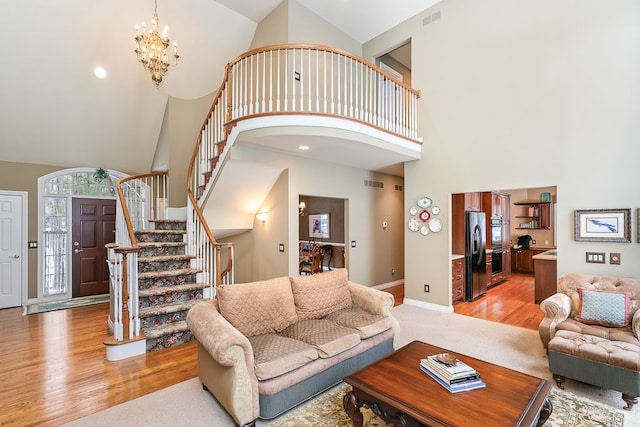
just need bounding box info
[373,280,404,290]
[403,297,454,313]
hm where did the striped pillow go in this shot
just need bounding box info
[575,288,631,327]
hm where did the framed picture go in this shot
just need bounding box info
[540,192,551,202]
[573,208,631,242]
[309,213,330,239]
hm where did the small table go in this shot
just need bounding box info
[343,341,552,426]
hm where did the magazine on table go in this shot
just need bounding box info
[420,353,477,380]
[420,365,486,393]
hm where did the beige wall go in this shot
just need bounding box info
[250,0,361,55]
[0,161,63,298]
[222,144,403,286]
[222,170,290,283]
[152,93,215,207]
[364,0,640,309]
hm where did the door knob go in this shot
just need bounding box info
[11,254,20,259]
[74,249,83,254]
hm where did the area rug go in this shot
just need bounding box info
[266,382,626,427]
[24,294,109,314]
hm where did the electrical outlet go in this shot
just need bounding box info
[391,268,395,275]
[585,252,605,264]
[424,284,430,293]
[610,253,621,265]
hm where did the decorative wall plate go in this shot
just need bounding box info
[431,206,440,215]
[419,209,431,222]
[409,206,418,216]
[417,196,432,209]
[428,218,443,233]
[408,217,420,232]
[420,225,429,235]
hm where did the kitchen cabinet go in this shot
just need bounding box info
[514,202,552,230]
[485,251,492,288]
[452,257,465,302]
[512,248,545,274]
[534,256,557,303]
[464,192,482,212]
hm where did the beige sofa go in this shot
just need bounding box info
[186,269,398,426]
[539,273,640,409]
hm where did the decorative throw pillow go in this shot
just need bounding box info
[217,277,298,337]
[290,269,352,320]
[575,288,632,327]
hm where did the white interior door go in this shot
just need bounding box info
[0,192,25,308]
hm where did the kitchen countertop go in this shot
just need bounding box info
[532,249,557,261]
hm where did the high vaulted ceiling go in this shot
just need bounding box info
[0,0,439,173]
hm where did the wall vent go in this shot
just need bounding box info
[422,10,441,27]
[395,184,403,192]
[364,179,384,189]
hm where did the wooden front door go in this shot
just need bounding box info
[71,198,116,297]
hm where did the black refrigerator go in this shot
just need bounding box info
[465,211,487,301]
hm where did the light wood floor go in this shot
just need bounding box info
[0,273,540,426]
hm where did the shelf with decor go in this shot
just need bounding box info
[514,201,551,230]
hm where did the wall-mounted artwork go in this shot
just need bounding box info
[309,213,330,239]
[574,208,631,242]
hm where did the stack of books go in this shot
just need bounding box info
[420,353,486,393]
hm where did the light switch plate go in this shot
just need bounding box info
[585,252,605,264]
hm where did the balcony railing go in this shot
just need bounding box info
[190,43,421,202]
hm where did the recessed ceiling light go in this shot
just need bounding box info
[93,66,108,79]
[298,145,310,151]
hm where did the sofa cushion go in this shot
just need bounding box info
[576,288,631,327]
[280,319,361,358]
[290,269,352,320]
[248,334,319,381]
[324,307,391,339]
[217,277,298,337]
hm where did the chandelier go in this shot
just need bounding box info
[134,0,179,87]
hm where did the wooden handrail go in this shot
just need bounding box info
[187,191,218,245]
[226,43,421,98]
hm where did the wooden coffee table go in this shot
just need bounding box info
[343,341,552,426]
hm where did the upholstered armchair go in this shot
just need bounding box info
[539,273,640,410]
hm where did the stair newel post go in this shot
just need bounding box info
[115,247,139,340]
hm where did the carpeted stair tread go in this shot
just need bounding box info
[143,320,190,339]
[138,282,203,297]
[138,242,187,248]
[139,299,201,318]
[149,219,187,223]
[134,229,187,235]
[138,254,194,263]
[138,268,201,280]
